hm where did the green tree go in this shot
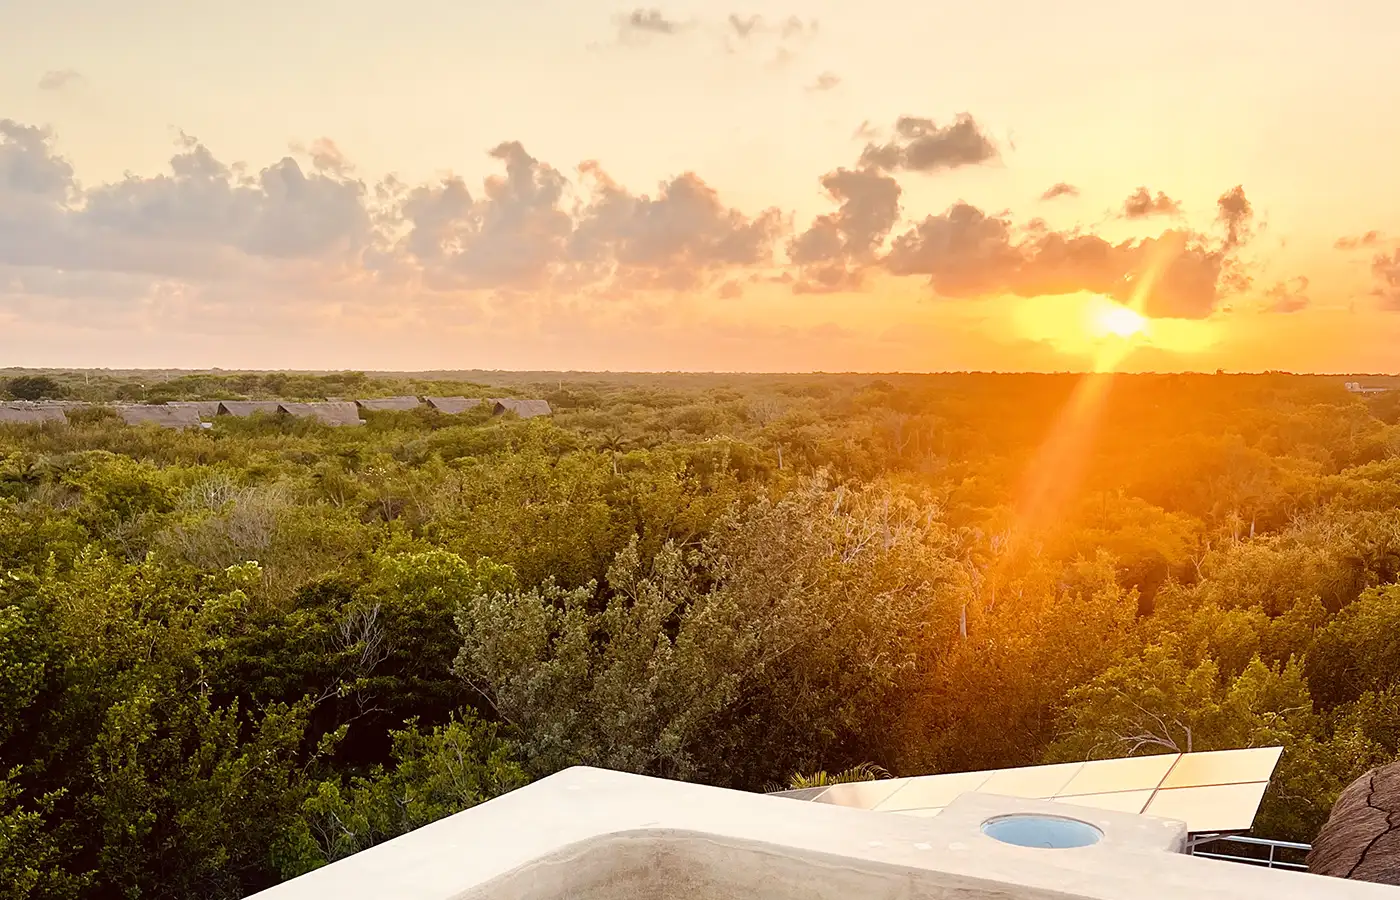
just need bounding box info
[5,375,63,401]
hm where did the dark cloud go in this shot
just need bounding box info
[1263,277,1309,313]
[1040,182,1079,201]
[1121,187,1181,219]
[1216,185,1253,250]
[788,167,901,292]
[38,69,84,91]
[858,114,998,174]
[1335,230,1382,251]
[569,163,784,290]
[1373,250,1400,311]
[884,200,1247,319]
[619,8,686,34]
[806,72,841,92]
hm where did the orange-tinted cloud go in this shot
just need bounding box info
[1263,277,1310,313]
[1373,250,1400,311]
[1121,186,1181,219]
[788,167,901,292]
[884,200,1250,319]
[859,114,998,173]
[1040,182,1079,201]
[1336,230,1383,250]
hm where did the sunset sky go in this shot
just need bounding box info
[2,0,1398,373]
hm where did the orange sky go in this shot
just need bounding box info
[2,0,1398,372]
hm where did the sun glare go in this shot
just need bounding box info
[1096,304,1148,339]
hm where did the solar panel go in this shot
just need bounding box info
[814,778,911,809]
[1157,747,1283,789]
[1052,789,1156,815]
[769,746,1283,836]
[978,761,1084,799]
[1059,753,1179,796]
[1142,782,1271,833]
[873,771,993,811]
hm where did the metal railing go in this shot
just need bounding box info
[1187,834,1311,871]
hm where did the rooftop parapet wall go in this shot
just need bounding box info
[247,767,1391,900]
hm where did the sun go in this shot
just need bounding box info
[1096,303,1148,338]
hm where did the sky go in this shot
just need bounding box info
[2,0,1398,373]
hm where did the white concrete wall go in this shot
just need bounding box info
[248,767,1396,900]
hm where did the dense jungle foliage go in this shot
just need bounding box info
[3,368,1400,898]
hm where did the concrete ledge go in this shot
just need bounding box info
[249,767,1396,899]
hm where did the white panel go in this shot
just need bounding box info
[1158,747,1283,789]
[978,762,1084,799]
[1058,754,1179,796]
[891,807,946,818]
[874,771,993,811]
[814,778,911,810]
[1143,782,1270,833]
[1051,790,1155,815]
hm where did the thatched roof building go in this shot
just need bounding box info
[1309,761,1400,884]
[117,405,203,429]
[166,401,222,418]
[278,401,363,426]
[355,397,422,412]
[425,397,482,415]
[0,406,67,425]
[217,400,283,417]
[488,398,552,419]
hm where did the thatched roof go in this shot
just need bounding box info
[166,401,222,418]
[425,396,482,415]
[355,397,422,412]
[0,406,67,425]
[488,398,552,419]
[217,400,283,417]
[117,405,203,429]
[1309,761,1400,884]
[277,401,363,426]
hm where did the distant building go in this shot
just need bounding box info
[166,400,223,418]
[487,398,553,419]
[277,401,363,426]
[1344,382,1390,394]
[425,396,483,415]
[116,405,204,429]
[217,400,284,417]
[355,397,423,412]
[0,406,67,425]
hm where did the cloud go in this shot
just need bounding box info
[1216,185,1253,250]
[726,13,818,42]
[568,162,784,290]
[1373,250,1400,311]
[0,116,1275,336]
[858,114,998,173]
[788,167,901,292]
[1040,182,1079,201]
[1121,187,1181,219]
[396,142,573,290]
[1263,277,1309,313]
[37,69,84,91]
[806,72,841,92]
[1336,230,1382,251]
[619,8,687,35]
[883,199,1249,319]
